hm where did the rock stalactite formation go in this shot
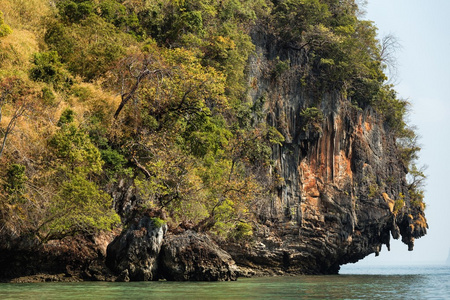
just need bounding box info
[221,31,428,275]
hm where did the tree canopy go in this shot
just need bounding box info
[0,0,424,243]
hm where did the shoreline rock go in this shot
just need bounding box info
[106,214,167,281]
[160,230,238,281]
[105,212,238,282]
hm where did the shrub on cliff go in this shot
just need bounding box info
[3,163,27,204]
[29,51,72,90]
[300,107,324,132]
[0,11,12,37]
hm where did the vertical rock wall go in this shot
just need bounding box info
[225,30,427,274]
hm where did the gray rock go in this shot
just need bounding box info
[160,230,238,281]
[106,215,167,281]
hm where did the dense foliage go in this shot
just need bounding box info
[0,0,424,243]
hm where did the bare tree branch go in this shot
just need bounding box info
[355,0,368,18]
[380,33,402,84]
[114,68,162,119]
[132,156,152,179]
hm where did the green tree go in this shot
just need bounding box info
[39,173,120,242]
[49,123,103,175]
[33,116,120,242]
[45,14,132,80]
[57,108,75,127]
[29,51,72,89]
[56,0,94,23]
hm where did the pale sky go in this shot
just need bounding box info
[344,0,450,267]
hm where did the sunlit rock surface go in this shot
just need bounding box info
[222,30,428,275]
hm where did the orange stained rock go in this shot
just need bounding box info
[356,115,364,135]
[299,161,320,198]
[334,150,353,182]
[415,214,427,228]
[382,193,395,212]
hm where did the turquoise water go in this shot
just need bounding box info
[1,265,449,299]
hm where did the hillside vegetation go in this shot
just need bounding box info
[0,0,424,244]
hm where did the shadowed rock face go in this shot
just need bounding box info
[160,231,238,281]
[106,215,167,281]
[223,30,428,275]
[0,232,117,282]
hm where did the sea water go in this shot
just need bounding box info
[0,265,449,299]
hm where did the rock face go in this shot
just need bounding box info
[106,214,167,281]
[160,230,238,281]
[105,29,428,278]
[223,30,428,274]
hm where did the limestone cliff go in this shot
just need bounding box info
[0,0,429,282]
[104,29,428,278]
[0,32,428,282]
[223,30,428,275]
